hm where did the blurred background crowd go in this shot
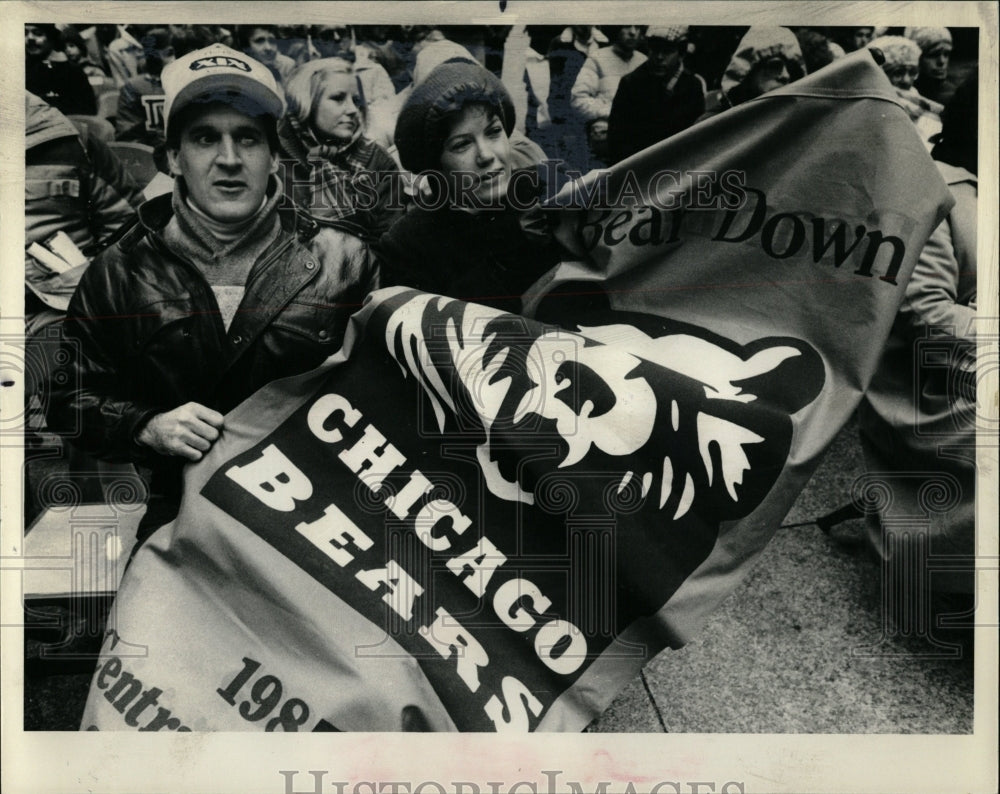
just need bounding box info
[25,22,978,176]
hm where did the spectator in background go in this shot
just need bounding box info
[106,24,147,87]
[62,25,110,85]
[278,58,400,240]
[355,25,409,91]
[546,25,607,171]
[698,26,805,121]
[80,24,119,78]
[844,26,875,52]
[47,43,376,549]
[607,25,706,164]
[312,24,399,150]
[24,91,141,397]
[275,25,313,67]
[25,24,98,116]
[857,72,978,641]
[547,25,605,118]
[905,26,956,106]
[238,25,297,85]
[794,28,842,75]
[522,42,552,147]
[115,27,175,145]
[571,24,646,166]
[868,35,943,148]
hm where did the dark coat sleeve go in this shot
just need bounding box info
[46,251,166,464]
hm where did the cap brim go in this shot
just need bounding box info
[166,73,284,136]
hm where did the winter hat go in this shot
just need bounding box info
[721,27,805,92]
[412,39,477,87]
[868,36,921,68]
[645,25,689,43]
[162,42,285,138]
[394,60,515,174]
[904,27,952,53]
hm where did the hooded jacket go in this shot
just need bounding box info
[25,92,141,314]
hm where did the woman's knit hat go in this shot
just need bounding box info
[721,26,805,92]
[394,59,515,174]
[868,35,922,68]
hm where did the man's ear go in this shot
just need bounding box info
[269,151,279,176]
[166,147,181,177]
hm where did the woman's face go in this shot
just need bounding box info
[439,104,511,208]
[64,42,83,62]
[920,44,951,81]
[312,72,361,144]
[884,62,919,90]
[746,57,791,97]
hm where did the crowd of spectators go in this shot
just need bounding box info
[20,21,980,610]
[25,23,975,176]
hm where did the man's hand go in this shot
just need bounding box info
[136,402,225,461]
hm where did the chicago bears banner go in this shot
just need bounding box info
[81,51,953,732]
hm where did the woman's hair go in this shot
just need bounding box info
[283,57,363,126]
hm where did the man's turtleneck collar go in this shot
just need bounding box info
[165,175,284,267]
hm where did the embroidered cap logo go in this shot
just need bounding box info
[189,55,253,72]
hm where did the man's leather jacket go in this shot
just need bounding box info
[47,192,376,510]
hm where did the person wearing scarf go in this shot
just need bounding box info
[905,26,956,106]
[868,36,944,149]
[278,58,400,242]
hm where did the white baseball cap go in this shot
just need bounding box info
[161,43,285,136]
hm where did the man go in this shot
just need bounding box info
[114,28,175,146]
[607,26,706,163]
[570,25,646,124]
[570,24,646,167]
[25,24,98,116]
[48,43,376,546]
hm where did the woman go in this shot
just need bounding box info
[697,27,806,122]
[868,35,943,148]
[377,59,566,315]
[278,58,399,241]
